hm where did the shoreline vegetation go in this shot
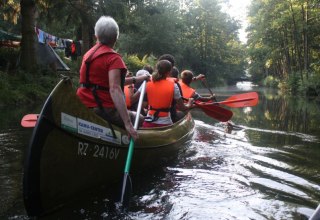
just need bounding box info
[0,48,319,107]
[0,50,156,107]
[1,0,319,106]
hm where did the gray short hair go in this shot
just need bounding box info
[94,16,119,45]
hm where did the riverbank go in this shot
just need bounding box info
[0,69,79,107]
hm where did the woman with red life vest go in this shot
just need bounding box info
[179,70,216,102]
[141,60,194,128]
[76,16,148,140]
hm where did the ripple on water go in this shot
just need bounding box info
[147,120,316,219]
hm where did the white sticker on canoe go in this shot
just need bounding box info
[77,118,121,145]
[61,113,77,132]
[122,135,130,145]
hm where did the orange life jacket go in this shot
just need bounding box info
[178,80,195,99]
[147,79,174,118]
[124,84,134,108]
[167,77,179,83]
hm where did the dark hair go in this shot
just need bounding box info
[170,66,179,79]
[126,71,133,77]
[181,70,194,84]
[143,65,154,74]
[158,54,175,66]
[153,60,172,82]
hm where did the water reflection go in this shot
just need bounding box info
[232,90,320,135]
[0,128,28,219]
[236,81,258,91]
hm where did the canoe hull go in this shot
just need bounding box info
[23,78,194,216]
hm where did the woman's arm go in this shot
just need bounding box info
[109,69,138,140]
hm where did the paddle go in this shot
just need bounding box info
[21,114,39,127]
[120,80,147,208]
[194,102,233,122]
[182,97,233,122]
[200,78,218,102]
[222,92,258,108]
[199,92,259,108]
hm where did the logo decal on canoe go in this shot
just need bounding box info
[61,113,121,145]
[77,118,121,145]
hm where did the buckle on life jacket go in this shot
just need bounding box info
[147,106,171,122]
[144,116,154,122]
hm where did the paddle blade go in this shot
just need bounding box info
[196,104,233,122]
[220,92,259,108]
[21,114,39,127]
[119,173,132,209]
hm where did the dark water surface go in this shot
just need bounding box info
[1,82,320,219]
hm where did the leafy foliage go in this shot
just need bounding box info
[0,70,60,106]
[0,0,246,83]
[247,0,320,95]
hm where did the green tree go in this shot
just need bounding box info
[247,0,320,93]
[179,0,246,84]
[1,0,247,86]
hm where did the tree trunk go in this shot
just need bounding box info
[289,0,303,80]
[302,1,309,79]
[81,23,91,54]
[78,0,94,54]
[20,0,37,72]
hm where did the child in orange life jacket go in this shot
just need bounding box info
[124,69,151,114]
[130,67,153,114]
[140,60,194,128]
[179,70,216,102]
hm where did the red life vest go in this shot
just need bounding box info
[147,79,175,117]
[77,43,126,108]
[178,80,195,99]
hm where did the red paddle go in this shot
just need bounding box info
[21,114,38,127]
[194,103,233,122]
[218,92,258,108]
[198,92,259,108]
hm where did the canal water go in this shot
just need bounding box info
[0,82,320,219]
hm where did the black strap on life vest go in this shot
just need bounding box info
[79,83,109,91]
[82,44,116,138]
[148,106,171,122]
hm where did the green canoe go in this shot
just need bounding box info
[23,77,195,217]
